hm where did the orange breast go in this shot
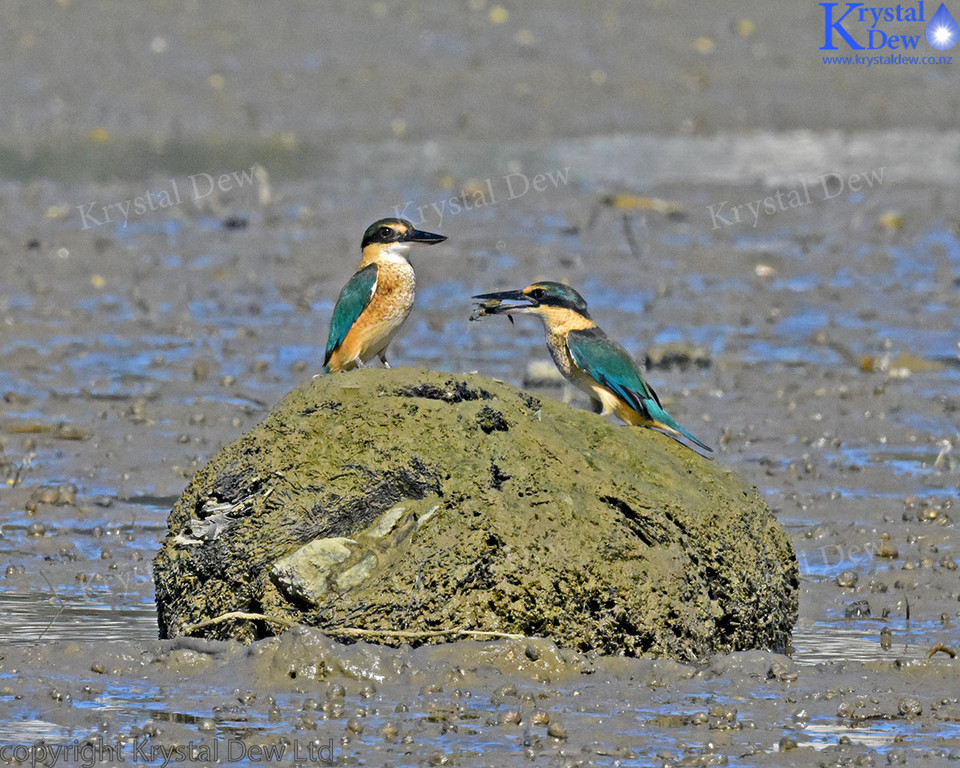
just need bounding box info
[332,260,416,369]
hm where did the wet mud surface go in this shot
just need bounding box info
[2,167,958,766]
[2,1,960,766]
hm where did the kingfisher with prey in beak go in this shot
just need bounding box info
[322,218,446,374]
[471,281,712,453]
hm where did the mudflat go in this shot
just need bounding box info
[1,2,959,765]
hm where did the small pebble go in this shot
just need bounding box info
[877,543,899,559]
[547,721,567,739]
[296,715,316,730]
[499,708,521,725]
[56,483,77,505]
[897,696,922,717]
[708,704,737,722]
[779,736,798,751]
[880,627,893,650]
[836,570,858,588]
[768,660,797,682]
[38,488,60,504]
[845,600,871,619]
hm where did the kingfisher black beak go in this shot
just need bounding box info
[471,289,538,309]
[405,228,447,245]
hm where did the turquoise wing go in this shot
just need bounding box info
[567,328,712,451]
[567,328,661,415]
[322,263,378,372]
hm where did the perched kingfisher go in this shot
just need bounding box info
[471,281,712,453]
[322,218,446,373]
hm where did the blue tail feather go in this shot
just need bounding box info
[644,398,713,453]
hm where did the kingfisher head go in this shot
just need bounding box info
[472,281,592,324]
[360,218,446,263]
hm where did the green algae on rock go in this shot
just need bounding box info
[154,368,797,658]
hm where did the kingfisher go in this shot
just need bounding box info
[471,281,712,453]
[322,218,446,373]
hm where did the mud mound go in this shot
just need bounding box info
[154,368,797,658]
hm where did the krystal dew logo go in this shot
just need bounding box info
[820,1,959,52]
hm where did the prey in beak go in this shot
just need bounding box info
[470,288,541,324]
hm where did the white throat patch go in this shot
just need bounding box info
[381,242,412,262]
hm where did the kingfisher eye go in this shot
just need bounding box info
[379,226,394,239]
[529,288,545,300]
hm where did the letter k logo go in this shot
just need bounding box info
[820,3,865,49]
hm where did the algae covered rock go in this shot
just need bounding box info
[154,368,798,658]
